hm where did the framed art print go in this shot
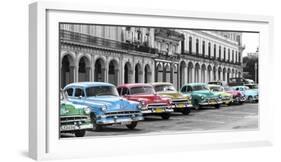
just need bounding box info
[29,1,274,160]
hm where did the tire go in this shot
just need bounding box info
[182,108,191,115]
[161,113,170,120]
[248,96,253,103]
[193,100,200,110]
[126,121,138,130]
[74,130,86,137]
[215,104,221,109]
[90,113,103,131]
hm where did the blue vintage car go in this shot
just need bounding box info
[231,85,258,103]
[64,82,144,131]
[180,83,223,110]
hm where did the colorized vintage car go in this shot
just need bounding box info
[117,83,173,119]
[64,82,144,131]
[231,85,258,103]
[224,86,246,104]
[180,83,223,110]
[60,90,92,137]
[208,84,233,106]
[151,82,192,115]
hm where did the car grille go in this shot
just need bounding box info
[172,99,189,104]
[60,116,89,123]
[147,103,169,108]
[105,111,141,115]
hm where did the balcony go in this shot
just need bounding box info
[60,30,157,54]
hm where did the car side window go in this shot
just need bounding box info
[122,88,129,96]
[181,86,187,93]
[187,86,192,92]
[74,88,85,97]
[65,88,73,96]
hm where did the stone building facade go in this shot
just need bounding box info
[60,24,243,90]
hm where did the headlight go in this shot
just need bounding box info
[101,105,107,112]
[84,107,91,114]
[219,95,222,99]
[200,96,204,100]
[137,104,142,109]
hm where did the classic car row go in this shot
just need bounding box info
[60,81,258,137]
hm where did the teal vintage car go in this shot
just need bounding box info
[180,83,223,110]
[60,90,92,137]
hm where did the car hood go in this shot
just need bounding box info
[192,90,215,96]
[157,91,188,100]
[86,96,138,112]
[60,100,87,116]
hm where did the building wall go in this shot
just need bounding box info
[60,24,243,90]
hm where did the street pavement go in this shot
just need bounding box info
[61,103,258,138]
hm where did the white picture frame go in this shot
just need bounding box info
[29,1,274,160]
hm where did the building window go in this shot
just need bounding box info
[224,47,226,61]
[228,49,230,62]
[208,42,211,58]
[189,37,192,54]
[235,51,238,63]
[196,39,199,55]
[232,50,234,63]
[202,41,205,56]
[213,44,216,59]
[219,46,221,60]
[238,52,241,63]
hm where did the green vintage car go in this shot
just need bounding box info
[151,82,192,115]
[180,83,223,110]
[60,90,92,137]
[208,84,234,106]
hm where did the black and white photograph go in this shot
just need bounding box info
[59,23,259,138]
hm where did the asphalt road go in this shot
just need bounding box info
[61,103,258,138]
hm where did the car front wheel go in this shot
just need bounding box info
[161,113,170,120]
[215,104,221,109]
[91,113,103,131]
[182,108,191,115]
[193,100,201,110]
[126,121,138,130]
[74,130,86,137]
[248,96,253,103]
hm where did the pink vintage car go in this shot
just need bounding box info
[224,86,246,104]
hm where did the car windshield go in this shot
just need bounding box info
[86,86,119,97]
[130,86,155,95]
[209,86,223,92]
[154,85,176,92]
[224,87,232,91]
[192,85,209,91]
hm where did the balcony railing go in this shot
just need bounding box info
[182,51,242,66]
[60,30,157,54]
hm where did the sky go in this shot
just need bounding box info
[241,32,260,57]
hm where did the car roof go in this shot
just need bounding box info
[117,83,153,88]
[208,84,221,87]
[64,82,115,89]
[150,82,173,86]
[183,83,208,86]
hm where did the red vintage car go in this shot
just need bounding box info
[224,86,246,104]
[117,83,173,119]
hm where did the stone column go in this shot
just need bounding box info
[192,67,195,83]
[74,65,79,82]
